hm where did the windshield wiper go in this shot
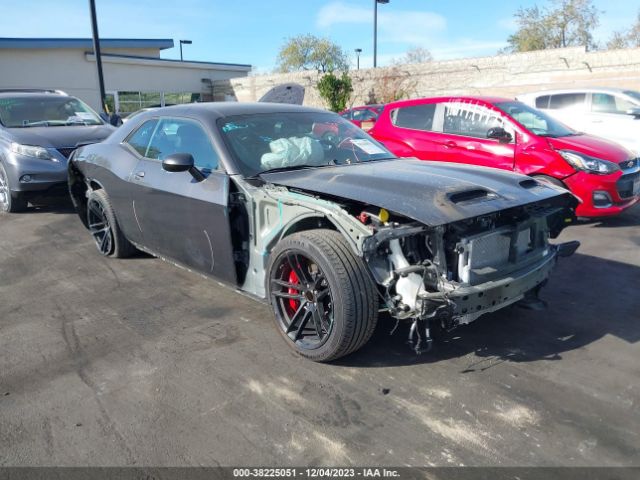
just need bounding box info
[255,165,316,176]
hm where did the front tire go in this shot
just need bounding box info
[0,163,27,213]
[267,229,378,362]
[87,189,136,258]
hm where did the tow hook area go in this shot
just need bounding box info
[406,298,455,355]
[556,240,580,257]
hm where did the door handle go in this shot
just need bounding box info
[133,171,145,180]
[444,141,457,148]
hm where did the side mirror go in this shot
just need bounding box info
[162,153,205,182]
[109,113,123,127]
[625,107,640,118]
[487,127,513,143]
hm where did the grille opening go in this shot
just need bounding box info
[449,189,493,204]
[57,147,76,159]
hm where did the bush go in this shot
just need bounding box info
[317,72,353,112]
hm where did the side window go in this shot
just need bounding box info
[353,109,377,121]
[549,93,586,110]
[340,110,352,120]
[391,104,436,131]
[443,102,505,139]
[146,118,219,172]
[125,119,158,156]
[591,93,635,114]
[535,95,550,108]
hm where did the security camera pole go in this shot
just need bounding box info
[88,0,107,114]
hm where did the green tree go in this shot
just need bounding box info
[317,72,353,112]
[504,0,600,53]
[607,11,640,49]
[276,34,349,73]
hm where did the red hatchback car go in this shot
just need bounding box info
[369,96,640,217]
[340,104,384,131]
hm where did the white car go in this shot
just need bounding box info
[517,88,640,156]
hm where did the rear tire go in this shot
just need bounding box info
[267,229,378,362]
[87,189,136,258]
[0,163,27,213]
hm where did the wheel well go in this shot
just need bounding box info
[280,216,337,240]
[67,164,93,228]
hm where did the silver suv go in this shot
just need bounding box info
[0,89,114,212]
[517,88,640,156]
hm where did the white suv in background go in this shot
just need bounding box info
[517,88,640,155]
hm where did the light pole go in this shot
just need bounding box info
[179,39,192,61]
[88,0,106,113]
[373,0,389,68]
[355,48,362,70]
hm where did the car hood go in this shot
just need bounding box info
[260,159,576,226]
[546,134,633,163]
[8,125,115,149]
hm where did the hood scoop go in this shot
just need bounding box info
[448,188,497,204]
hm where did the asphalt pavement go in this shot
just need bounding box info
[1,202,639,466]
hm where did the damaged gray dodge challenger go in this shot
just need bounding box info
[68,103,579,361]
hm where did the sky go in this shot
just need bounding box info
[1,0,638,72]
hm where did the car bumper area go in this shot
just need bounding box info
[3,152,68,194]
[443,247,563,325]
[563,170,640,217]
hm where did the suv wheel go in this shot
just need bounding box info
[267,229,378,362]
[0,163,27,213]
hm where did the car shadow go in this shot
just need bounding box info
[24,196,76,214]
[335,253,640,368]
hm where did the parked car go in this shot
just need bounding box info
[369,96,640,218]
[517,88,640,156]
[68,103,578,361]
[340,104,384,131]
[0,89,115,212]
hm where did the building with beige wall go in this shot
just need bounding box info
[0,38,251,114]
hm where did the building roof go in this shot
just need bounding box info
[0,37,174,50]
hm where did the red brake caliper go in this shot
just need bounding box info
[288,269,300,311]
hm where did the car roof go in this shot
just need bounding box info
[520,87,637,97]
[0,92,69,100]
[384,96,516,109]
[132,102,330,122]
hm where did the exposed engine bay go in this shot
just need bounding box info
[353,201,578,353]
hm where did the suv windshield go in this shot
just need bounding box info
[495,101,575,138]
[218,111,396,177]
[0,96,103,128]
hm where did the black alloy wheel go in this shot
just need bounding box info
[85,189,136,258]
[267,229,378,362]
[271,250,334,350]
[87,195,114,255]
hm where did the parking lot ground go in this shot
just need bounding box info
[1,203,639,467]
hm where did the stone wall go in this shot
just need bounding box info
[213,46,640,108]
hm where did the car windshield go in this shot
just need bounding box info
[495,101,576,138]
[623,90,640,103]
[0,96,103,128]
[218,111,396,177]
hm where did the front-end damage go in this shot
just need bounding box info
[359,200,579,352]
[232,171,579,354]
